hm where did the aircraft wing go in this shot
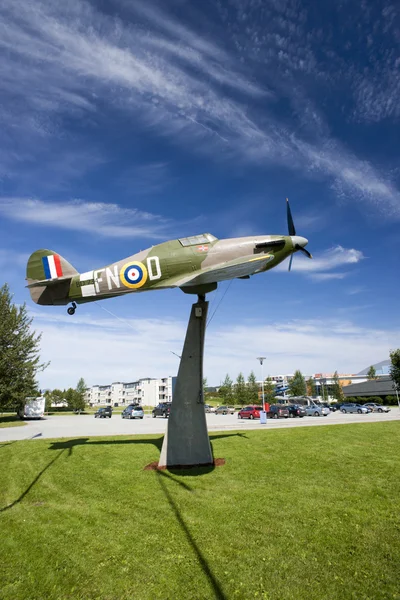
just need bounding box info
[175,254,274,288]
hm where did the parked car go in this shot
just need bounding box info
[287,404,306,418]
[121,405,144,419]
[340,403,368,414]
[267,405,289,419]
[363,403,391,413]
[238,406,263,419]
[304,405,330,417]
[152,403,172,418]
[94,406,112,418]
[204,404,216,413]
[215,405,235,415]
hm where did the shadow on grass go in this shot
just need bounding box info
[0,440,19,450]
[48,432,248,472]
[156,470,227,600]
[0,450,65,513]
[0,415,22,424]
[1,433,247,513]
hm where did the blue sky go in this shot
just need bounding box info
[0,0,399,389]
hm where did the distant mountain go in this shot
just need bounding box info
[357,359,390,376]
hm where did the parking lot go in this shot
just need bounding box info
[1,407,399,442]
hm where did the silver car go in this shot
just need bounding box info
[305,405,330,417]
[340,403,368,414]
[121,405,144,419]
[363,403,390,413]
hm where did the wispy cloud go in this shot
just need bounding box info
[0,0,399,217]
[0,197,171,239]
[276,246,364,280]
[293,246,364,273]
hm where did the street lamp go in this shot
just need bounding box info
[257,357,266,411]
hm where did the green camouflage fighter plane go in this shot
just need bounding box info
[26,200,312,315]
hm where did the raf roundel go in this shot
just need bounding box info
[120,262,148,289]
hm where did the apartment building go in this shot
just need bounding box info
[85,376,176,408]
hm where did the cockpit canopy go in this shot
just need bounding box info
[178,233,217,247]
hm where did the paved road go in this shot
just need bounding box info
[1,409,399,442]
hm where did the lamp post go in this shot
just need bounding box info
[257,357,266,411]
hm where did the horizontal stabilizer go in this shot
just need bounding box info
[26,275,73,289]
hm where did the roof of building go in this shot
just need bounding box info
[357,359,390,376]
[343,377,396,397]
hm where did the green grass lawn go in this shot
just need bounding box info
[0,423,399,600]
[0,415,27,428]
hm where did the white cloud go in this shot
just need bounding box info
[0,197,171,239]
[276,246,364,279]
[307,272,347,281]
[31,307,398,388]
[293,246,364,273]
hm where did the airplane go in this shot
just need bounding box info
[26,199,312,315]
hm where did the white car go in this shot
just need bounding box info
[204,404,216,413]
[363,403,391,413]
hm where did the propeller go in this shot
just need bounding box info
[286,198,312,271]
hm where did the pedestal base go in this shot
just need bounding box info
[158,298,213,468]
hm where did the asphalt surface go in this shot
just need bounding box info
[1,408,399,442]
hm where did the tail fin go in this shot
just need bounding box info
[26,249,78,305]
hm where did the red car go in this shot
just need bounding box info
[238,405,263,419]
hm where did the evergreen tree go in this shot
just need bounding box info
[246,371,259,404]
[288,370,307,397]
[332,371,344,402]
[219,374,233,403]
[306,377,317,397]
[235,372,247,406]
[263,377,276,405]
[389,350,400,395]
[367,366,377,380]
[0,284,48,411]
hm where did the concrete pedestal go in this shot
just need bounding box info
[158,298,213,468]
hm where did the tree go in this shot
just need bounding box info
[306,377,317,397]
[332,371,344,403]
[288,370,306,397]
[367,365,377,380]
[246,371,259,404]
[65,380,86,413]
[219,374,233,403]
[44,388,65,412]
[263,377,276,405]
[202,377,208,391]
[0,284,48,411]
[235,372,247,406]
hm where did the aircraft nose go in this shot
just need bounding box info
[291,236,308,248]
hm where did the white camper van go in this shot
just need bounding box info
[18,397,45,420]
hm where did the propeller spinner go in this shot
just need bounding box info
[286,198,312,271]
